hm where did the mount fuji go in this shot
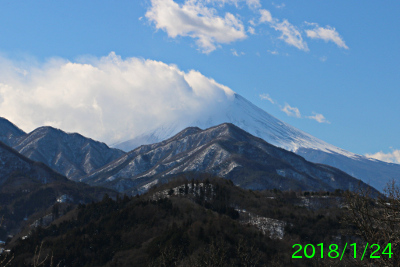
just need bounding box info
[114,94,400,192]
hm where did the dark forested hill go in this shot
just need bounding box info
[6,174,353,267]
[0,141,117,241]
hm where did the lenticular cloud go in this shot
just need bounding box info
[0,52,235,144]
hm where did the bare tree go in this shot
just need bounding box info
[234,238,262,267]
[0,215,13,267]
[196,239,228,267]
[343,180,400,266]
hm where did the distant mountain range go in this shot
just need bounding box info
[2,91,398,194]
[0,117,124,180]
[113,94,400,191]
[82,123,376,195]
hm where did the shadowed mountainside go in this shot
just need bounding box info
[82,123,377,195]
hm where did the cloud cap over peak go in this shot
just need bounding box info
[0,52,235,144]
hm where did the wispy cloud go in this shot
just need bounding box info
[248,26,255,34]
[281,103,301,118]
[305,24,348,49]
[258,9,308,51]
[366,149,400,164]
[271,20,309,51]
[144,0,346,53]
[319,56,327,62]
[245,0,261,9]
[259,93,275,104]
[307,112,330,124]
[145,0,247,53]
[203,0,261,9]
[231,49,245,56]
[272,2,286,9]
[260,93,329,123]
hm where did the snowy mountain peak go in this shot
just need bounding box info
[113,93,399,191]
[114,93,353,157]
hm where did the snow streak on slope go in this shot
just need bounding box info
[0,118,125,181]
[13,126,125,180]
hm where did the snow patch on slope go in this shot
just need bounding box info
[237,209,285,239]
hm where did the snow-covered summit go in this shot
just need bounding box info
[114,94,354,157]
[114,94,399,192]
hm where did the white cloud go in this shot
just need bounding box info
[267,50,279,55]
[144,0,345,53]
[202,0,260,9]
[281,103,301,118]
[248,26,255,35]
[246,0,261,9]
[231,49,245,56]
[319,56,327,62]
[257,9,308,51]
[259,93,275,104]
[261,95,329,124]
[0,52,235,144]
[307,112,330,124]
[259,9,273,23]
[306,24,348,49]
[272,2,285,9]
[272,20,309,51]
[366,150,400,164]
[145,0,247,53]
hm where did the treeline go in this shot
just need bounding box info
[4,173,398,266]
[0,171,117,241]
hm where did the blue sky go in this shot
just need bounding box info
[0,0,399,163]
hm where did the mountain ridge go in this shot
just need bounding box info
[0,120,125,180]
[0,117,26,147]
[82,123,377,195]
